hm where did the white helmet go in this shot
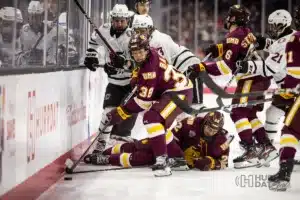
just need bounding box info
[0,7,23,23]
[132,15,153,29]
[28,1,44,14]
[268,9,292,39]
[110,4,131,18]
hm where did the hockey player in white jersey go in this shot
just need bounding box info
[237,9,296,143]
[19,1,75,66]
[129,0,151,27]
[0,7,23,67]
[83,4,138,163]
[131,15,203,104]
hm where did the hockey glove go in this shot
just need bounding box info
[104,63,118,75]
[204,44,223,58]
[84,48,99,71]
[194,156,216,171]
[110,52,126,69]
[255,35,267,50]
[236,60,253,74]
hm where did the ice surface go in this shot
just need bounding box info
[38,94,300,200]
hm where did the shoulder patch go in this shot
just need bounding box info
[187,116,195,125]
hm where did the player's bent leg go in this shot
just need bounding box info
[230,107,260,168]
[269,97,300,191]
[143,91,192,176]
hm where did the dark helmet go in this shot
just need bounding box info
[129,33,150,65]
[294,6,300,30]
[224,4,250,30]
[135,0,151,4]
[129,33,150,52]
[203,111,225,132]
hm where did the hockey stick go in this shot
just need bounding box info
[73,0,117,56]
[169,92,273,115]
[80,64,132,73]
[65,86,137,174]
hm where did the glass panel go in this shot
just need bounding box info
[243,0,263,35]
[169,0,179,43]
[68,0,87,66]
[0,0,23,68]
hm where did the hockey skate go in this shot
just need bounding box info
[233,142,260,169]
[268,159,294,191]
[168,157,189,171]
[84,133,108,164]
[257,143,279,167]
[152,155,172,177]
[90,154,110,165]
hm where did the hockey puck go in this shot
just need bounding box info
[64,177,73,181]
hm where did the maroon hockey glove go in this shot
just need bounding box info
[106,106,132,126]
[194,156,216,171]
[204,44,222,58]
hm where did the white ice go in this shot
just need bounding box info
[38,94,300,200]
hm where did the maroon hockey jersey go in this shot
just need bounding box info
[124,48,193,113]
[172,116,230,170]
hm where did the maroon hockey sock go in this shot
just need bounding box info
[254,128,271,144]
[279,147,296,161]
[238,131,254,145]
[149,134,167,157]
[167,140,184,158]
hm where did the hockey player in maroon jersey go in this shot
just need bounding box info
[90,112,230,171]
[86,33,193,177]
[190,5,276,168]
[90,131,189,170]
[174,111,231,171]
[268,6,300,191]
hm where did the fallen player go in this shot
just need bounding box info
[87,111,232,171]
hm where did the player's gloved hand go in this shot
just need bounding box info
[194,156,215,171]
[84,48,99,71]
[204,44,221,58]
[106,106,132,127]
[236,60,254,74]
[104,63,118,75]
[255,35,267,50]
[110,52,126,69]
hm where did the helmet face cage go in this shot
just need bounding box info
[203,112,225,136]
[268,23,287,39]
[129,33,150,65]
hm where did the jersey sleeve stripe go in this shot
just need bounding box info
[275,77,285,84]
[176,56,197,70]
[262,60,268,77]
[89,41,98,46]
[266,65,276,75]
[173,49,190,66]
[216,60,231,75]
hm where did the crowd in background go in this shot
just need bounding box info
[162,0,297,58]
[0,0,299,68]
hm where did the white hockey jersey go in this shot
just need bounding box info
[20,23,69,65]
[246,31,296,87]
[149,30,200,72]
[0,33,21,66]
[88,23,132,86]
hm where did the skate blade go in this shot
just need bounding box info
[234,160,260,169]
[257,152,279,168]
[154,167,172,177]
[268,181,290,192]
[171,165,190,171]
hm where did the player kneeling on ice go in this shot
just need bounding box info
[88,130,189,171]
[174,112,233,171]
[85,33,193,177]
[86,111,231,172]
